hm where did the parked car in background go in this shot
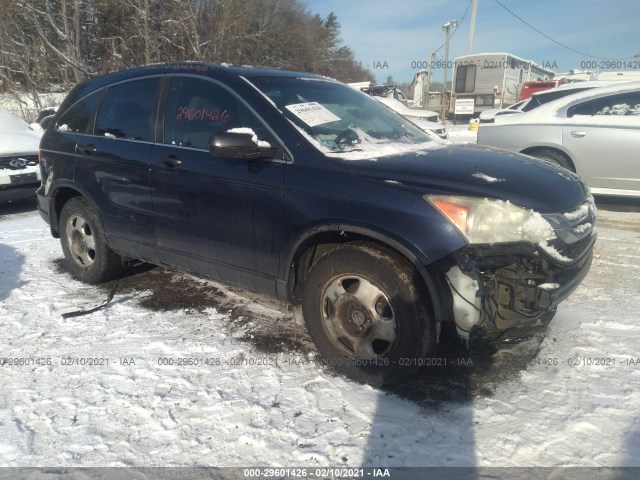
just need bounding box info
[369,92,448,140]
[38,63,595,385]
[478,81,640,197]
[0,108,43,203]
[479,80,626,124]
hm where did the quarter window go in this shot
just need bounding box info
[95,78,160,141]
[56,90,102,134]
[163,77,272,150]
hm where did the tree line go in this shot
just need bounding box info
[0,0,374,105]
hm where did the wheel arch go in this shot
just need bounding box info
[521,146,577,172]
[49,183,100,238]
[280,225,446,324]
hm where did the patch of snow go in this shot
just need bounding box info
[472,172,505,183]
[539,240,573,263]
[522,211,556,244]
[574,222,592,235]
[446,124,478,145]
[1,206,639,468]
[538,283,561,290]
[226,128,271,148]
[564,201,591,222]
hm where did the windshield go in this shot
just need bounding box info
[248,76,434,155]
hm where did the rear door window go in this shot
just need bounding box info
[571,92,640,116]
[95,78,160,141]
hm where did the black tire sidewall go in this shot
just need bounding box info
[59,197,120,284]
[301,244,433,386]
[534,149,572,171]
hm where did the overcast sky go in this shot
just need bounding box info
[305,0,640,84]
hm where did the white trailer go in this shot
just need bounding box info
[449,52,555,115]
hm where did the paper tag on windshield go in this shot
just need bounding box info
[285,102,341,127]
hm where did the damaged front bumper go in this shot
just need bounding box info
[434,200,597,341]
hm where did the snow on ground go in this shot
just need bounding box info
[0,93,67,122]
[1,197,639,469]
[446,123,478,145]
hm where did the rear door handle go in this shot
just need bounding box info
[156,156,182,167]
[77,143,97,154]
[570,131,586,138]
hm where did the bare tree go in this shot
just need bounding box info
[1,0,374,97]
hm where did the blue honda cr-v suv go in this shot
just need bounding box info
[37,63,596,385]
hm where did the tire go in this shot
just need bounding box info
[529,149,573,171]
[301,242,435,386]
[59,197,124,284]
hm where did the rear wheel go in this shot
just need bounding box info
[301,242,435,386]
[529,149,573,171]
[59,197,124,284]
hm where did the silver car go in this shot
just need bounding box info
[478,81,626,124]
[477,81,640,197]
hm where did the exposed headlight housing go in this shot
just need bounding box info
[425,195,556,244]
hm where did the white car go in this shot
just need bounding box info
[371,95,449,140]
[478,81,640,197]
[0,108,43,203]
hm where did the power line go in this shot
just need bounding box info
[492,0,634,61]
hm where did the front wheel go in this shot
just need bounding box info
[59,197,124,284]
[301,242,435,386]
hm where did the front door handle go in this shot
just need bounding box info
[570,131,586,138]
[156,156,182,167]
[78,143,97,154]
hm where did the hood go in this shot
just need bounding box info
[0,130,43,156]
[344,144,589,214]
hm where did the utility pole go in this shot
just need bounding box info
[467,0,478,55]
[442,20,458,122]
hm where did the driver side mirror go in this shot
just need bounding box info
[209,132,277,160]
